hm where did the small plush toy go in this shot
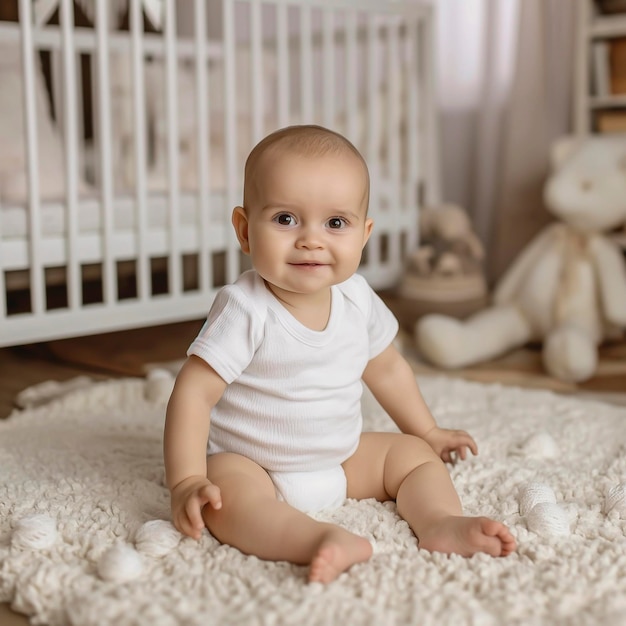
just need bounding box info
[408,203,485,278]
[416,135,626,382]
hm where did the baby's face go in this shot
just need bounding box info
[233,150,372,300]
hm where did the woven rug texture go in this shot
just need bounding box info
[1,374,626,626]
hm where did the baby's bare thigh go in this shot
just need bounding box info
[206,452,276,502]
[342,432,436,501]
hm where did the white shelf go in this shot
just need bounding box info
[589,14,626,38]
[590,94,626,108]
[577,0,626,133]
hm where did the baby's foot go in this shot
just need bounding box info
[418,516,516,557]
[308,529,373,584]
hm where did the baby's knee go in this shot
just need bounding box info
[383,434,439,496]
[396,433,439,461]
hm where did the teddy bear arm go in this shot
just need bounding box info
[590,236,626,326]
[493,224,562,304]
[466,232,485,260]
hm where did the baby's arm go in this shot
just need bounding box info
[362,344,477,463]
[164,355,227,538]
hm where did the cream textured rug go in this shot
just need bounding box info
[1,373,626,626]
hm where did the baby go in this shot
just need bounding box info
[164,125,516,584]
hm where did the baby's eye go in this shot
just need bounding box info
[326,217,347,229]
[274,213,296,226]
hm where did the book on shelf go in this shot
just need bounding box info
[593,41,611,96]
[595,109,626,132]
[594,0,626,16]
[593,38,626,97]
[610,37,626,94]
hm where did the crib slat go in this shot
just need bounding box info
[250,0,264,143]
[345,10,358,144]
[194,0,211,293]
[276,3,290,128]
[299,5,313,123]
[60,0,81,310]
[406,18,421,253]
[223,0,239,284]
[387,17,401,267]
[421,7,441,206]
[17,0,45,317]
[95,0,116,307]
[366,14,381,271]
[322,9,334,128]
[164,0,181,297]
[0,237,4,321]
[130,0,150,301]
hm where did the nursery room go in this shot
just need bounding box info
[1,0,626,623]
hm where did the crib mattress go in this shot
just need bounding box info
[0,191,230,240]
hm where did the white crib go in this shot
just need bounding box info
[0,0,440,347]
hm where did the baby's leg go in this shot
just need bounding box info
[342,433,516,557]
[203,452,372,583]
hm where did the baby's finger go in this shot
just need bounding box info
[452,432,477,456]
[176,511,202,540]
[199,483,223,510]
[184,499,206,534]
[460,433,478,456]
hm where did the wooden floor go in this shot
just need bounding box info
[0,319,201,419]
[1,312,625,624]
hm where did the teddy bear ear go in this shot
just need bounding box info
[550,135,585,170]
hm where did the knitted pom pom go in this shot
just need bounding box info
[134,520,182,557]
[526,502,571,536]
[97,544,144,582]
[518,482,557,517]
[522,432,560,459]
[11,514,58,550]
[604,484,626,517]
[509,431,560,460]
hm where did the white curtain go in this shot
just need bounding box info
[429,0,577,282]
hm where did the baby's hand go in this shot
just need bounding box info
[422,427,478,464]
[170,476,222,539]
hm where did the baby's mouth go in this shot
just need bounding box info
[290,261,326,266]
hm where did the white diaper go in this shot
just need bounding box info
[269,466,347,514]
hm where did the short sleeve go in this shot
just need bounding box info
[339,273,399,359]
[187,285,263,384]
[366,285,399,359]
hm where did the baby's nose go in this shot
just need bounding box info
[296,225,324,248]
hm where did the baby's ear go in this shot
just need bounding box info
[231,206,250,254]
[363,217,374,248]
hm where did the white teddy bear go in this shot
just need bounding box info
[416,135,626,383]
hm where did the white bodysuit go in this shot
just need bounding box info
[187,270,399,512]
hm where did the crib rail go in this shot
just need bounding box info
[0,0,439,347]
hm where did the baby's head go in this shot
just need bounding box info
[232,125,373,299]
[243,125,370,213]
